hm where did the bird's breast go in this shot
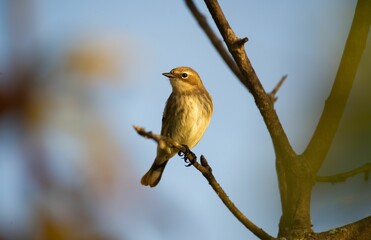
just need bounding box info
[172,94,212,148]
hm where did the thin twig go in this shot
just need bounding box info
[269,75,287,102]
[133,125,275,240]
[195,156,275,240]
[134,125,185,151]
[316,163,371,183]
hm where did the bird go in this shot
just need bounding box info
[141,66,213,187]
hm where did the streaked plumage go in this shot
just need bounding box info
[141,66,213,187]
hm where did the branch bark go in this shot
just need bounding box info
[315,216,371,240]
[184,0,244,82]
[196,155,274,240]
[133,126,275,240]
[185,0,287,102]
[186,0,294,157]
[202,0,295,159]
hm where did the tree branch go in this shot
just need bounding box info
[303,0,371,173]
[202,0,295,159]
[133,125,275,240]
[184,0,244,82]
[185,0,287,102]
[316,163,371,183]
[195,155,275,240]
[134,125,189,155]
[199,0,296,221]
[315,216,371,240]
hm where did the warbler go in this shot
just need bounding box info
[141,66,213,187]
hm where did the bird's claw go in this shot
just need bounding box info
[178,144,196,167]
[185,158,195,167]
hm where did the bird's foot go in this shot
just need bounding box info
[178,144,196,167]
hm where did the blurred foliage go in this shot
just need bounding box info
[0,1,136,239]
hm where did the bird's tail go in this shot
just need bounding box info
[141,160,168,187]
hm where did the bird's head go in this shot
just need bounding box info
[162,66,205,93]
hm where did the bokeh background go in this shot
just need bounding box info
[0,1,370,239]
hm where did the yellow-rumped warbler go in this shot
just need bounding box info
[141,66,213,187]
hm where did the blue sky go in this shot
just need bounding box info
[1,1,370,240]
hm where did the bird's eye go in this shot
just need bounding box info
[181,73,188,79]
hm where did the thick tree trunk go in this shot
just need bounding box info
[278,157,315,238]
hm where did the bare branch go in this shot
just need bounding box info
[186,0,288,103]
[316,163,371,183]
[202,0,295,159]
[133,125,275,240]
[195,156,275,240]
[200,1,297,222]
[303,0,371,172]
[134,125,186,151]
[184,0,244,82]
[316,216,371,240]
[186,0,292,158]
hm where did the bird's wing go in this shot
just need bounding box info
[160,93,176,137]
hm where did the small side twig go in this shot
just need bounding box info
[269,75,287,103]
[134,125,274,240]
[316,163,371,183]
[233,37,249,47]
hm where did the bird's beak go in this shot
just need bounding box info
[162,72,175,78]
